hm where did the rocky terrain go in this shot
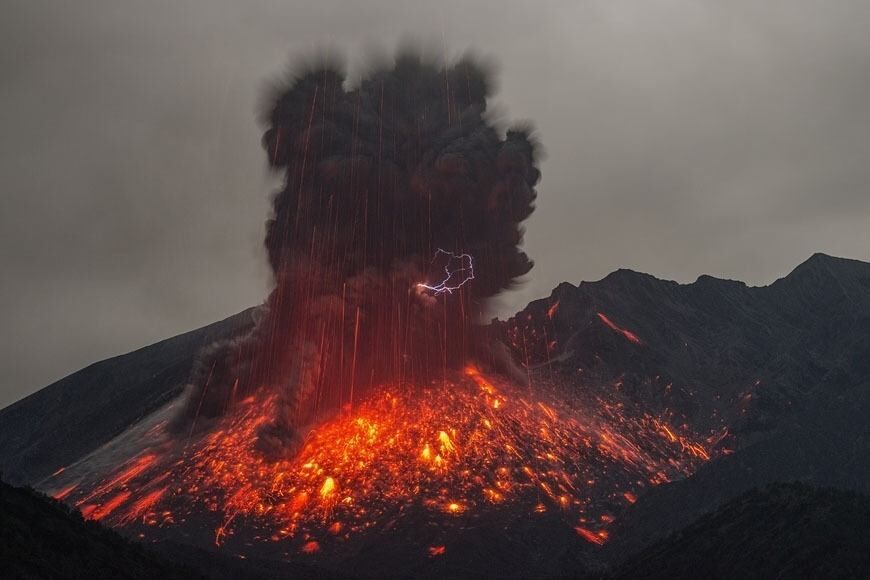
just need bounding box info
[2,253,869,577]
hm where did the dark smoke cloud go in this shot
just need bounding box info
[179,49,540,449]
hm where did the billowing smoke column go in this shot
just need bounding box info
[179,50,541,453]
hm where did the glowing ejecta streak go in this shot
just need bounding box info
[417,249,475,295]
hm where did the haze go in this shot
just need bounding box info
[2,0,869,407]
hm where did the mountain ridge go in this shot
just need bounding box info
[2,252,869,570]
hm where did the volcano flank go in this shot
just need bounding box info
[3,253,870,578]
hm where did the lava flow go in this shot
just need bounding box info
[56,367,715,561]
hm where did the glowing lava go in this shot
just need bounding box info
[596,312,643,345]
[59,367,715,558]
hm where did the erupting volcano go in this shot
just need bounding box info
[38,49,724,575]
[177,50,542,453]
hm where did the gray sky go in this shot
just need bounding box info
[2,0,869,408]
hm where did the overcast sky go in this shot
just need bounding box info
[2,0,869,407]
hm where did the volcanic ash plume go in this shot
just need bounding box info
[178,50,541,452]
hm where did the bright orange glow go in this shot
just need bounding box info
[64,368,713,555]
[89,491,131,521]
[320,477,336,499]
[51,484,77,501]
[596,312,643,345]
[546,300,560,320]
[118,486,167,525]
[575,526,606,545]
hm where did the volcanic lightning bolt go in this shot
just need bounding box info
[417,249,476,296]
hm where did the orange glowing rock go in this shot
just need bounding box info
[623,491,637,504]
[52,484,78,501]
[320,477,336,499]
[90,491,131,521]
[119,486,168,524]
[301,540,320,553]
[575,526,606,545]
[547,300,560,319]
[69,368,714,552]
[596,312,643,345]
[428,545,446,557]
[438,431,456,453]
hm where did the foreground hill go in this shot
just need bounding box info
[0,478,194,579]
[4,476,867,580]
[611,483,870,580]
[0,477,344,580]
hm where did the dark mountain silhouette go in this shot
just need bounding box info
[0,476,345,580]
[493,253,870,556]
[1,253,869,577]
[496,252,870,438]
[610,483,870,580]
[0,477,196,579]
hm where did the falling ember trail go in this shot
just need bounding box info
[547,300,560,320]
[51,484,78,501]
[575,527,607,545]
[596,312,643,345]
[89,491,131,521]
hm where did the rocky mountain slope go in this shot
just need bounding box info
[494,253,870,553]
[611,483,870,580]
[1,253,869,574]
[0,309,255,484]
